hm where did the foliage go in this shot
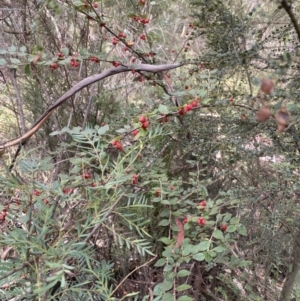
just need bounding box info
[1,0,300,300]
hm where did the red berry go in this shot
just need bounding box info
[139,116,147,123]
[44,199,49,205]
[93,3,98,8]
[57,52,64,58]
[50,62,58,69]
[199,200,207,211]
[82,173,91,179]
[221,224,227,232]
[118,32,126,38]
[112,38,119,45]
[101,122,106,126]
[115,142,123,151]
[90,56,100,63]
[197,217,206,226]
[140,34,146,40]
[33,190,40,196]
[138,76,143,82]
[142,120,149,129]
[170,185,174,190]
[133,129,139,136]
[155,190,161,197]
[191,100,198,107]
[186,104,193,111]
[179,107,187,115]
[112,140,117,146]
[183,217,188,224]
[139,0,145,5]
[90,182,96,187]
[112,61,121,67]
[63,188,73,194]
[229,97,234,102]
[185,85,189,90]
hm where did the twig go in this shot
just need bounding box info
[0,63,183,151]
[84,192,125,242]
[281,0,300,42]
[110,255,157,297]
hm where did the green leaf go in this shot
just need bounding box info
[238,224,247,236]
[0,59,7,66]
[25,64,31,75]
[9,45,17,52]
[212,229,223,239]
[223,213,232,222]
[198,240,210,251]
[158,219,170,226]
[159,237,172,244]
[20,46,27,52]
[155,258,166,267]
[192,253,205,261]
[153,280,172,294]
[182,247,191,256]
[177,296,193,301]
[10,58,21,64]
[227,225,237,233]
[176,284,191,292]
[230,217,239,224]
[161,293,174,301]
[0,49,7,54]
[204,251,213,262]
[98,124,109,135]
[158,104,169,114]
[214,246,225,253]
[177,269,191,277]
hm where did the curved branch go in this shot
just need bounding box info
[0,63,182,150]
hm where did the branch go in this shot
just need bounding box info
[281,0,300,42]
[0,63,182,150]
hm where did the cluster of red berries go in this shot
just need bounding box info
[90,56,100,63]
[70,57,79,67]
[57,52,64,59]
[33,189,41,196]
[112,140,123,151]
[63,188,74,194]
[140,34,146,40]
[50,62,59,70]
[199,200,206,211]
[178,99,198,115]
[139,115,149,129]
[83,2,98,8]
[132,16,149,24]
[82,173,91,179]
[132,174,138,185]
[118,32,126,38]
[197,217,206,226]
[0,206,8,221]
[112,37,119,45]
[112,61,121,67]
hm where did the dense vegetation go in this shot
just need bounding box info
[1,0,300,300]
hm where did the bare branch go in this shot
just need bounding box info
[281,0,300,42]
[0,63,182,150]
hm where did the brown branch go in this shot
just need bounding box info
[0,63,182,150]
[281,0,300,42]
